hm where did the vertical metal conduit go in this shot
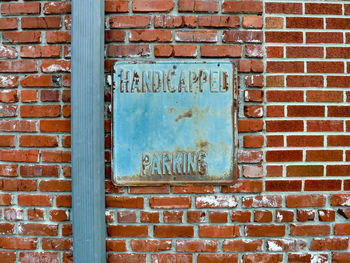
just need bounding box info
[71,0,106,261]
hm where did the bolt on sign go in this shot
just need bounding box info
[112,61,238,185]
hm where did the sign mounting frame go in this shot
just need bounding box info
[111,60,238,186]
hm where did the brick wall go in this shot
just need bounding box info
[0,0,349,262]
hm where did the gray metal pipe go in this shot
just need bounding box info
[71,0,106,261]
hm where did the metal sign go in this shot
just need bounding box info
[112,61,237,185]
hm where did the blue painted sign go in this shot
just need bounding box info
[112,61,237,185]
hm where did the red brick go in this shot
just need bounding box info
[21,17,61,29]
[266,180,302,192]
[198,254,238,263]
[307,120,343,132]
[307,90,343,102]
[221,180,262,193]
[328,76,350,88]
[154,45,197,57]
[108,44,150,57]
[199,225,239,238]
[266,90,303,102]
[20,46,61,58]
[327,47,350,59]
[46,31,71,43]
[266,150,302,162]
[306,3,342,15]
[201,45,241,57]
[176,30,217,42]
[318,210,335,222]
[327,165,350,177]
[130,30,172,42]
[155,15,196,28]
[242,165,263,178]
[287,75,324,87]
[195,195,237,208]
[334,224,350,236]
[19,223,58,236]
[287,17,323,29]
[0,178,37,191]
[39,180,71,192]
[43,1,71,14]
[129,186,170,194]
[238,120,263,132]
[41,150,71,163]
[0,150,38,163]
[0,104,17,117]
[133,0,174,12]
[267,61,304,73]
[275,210,294,222]
[3,31,41,44]
[187,211,205,223]
[223,30,263,43]
[0,17,17,30]
[106,240,127,252]
[0,135,15,147]
[140,212,159,223]
[266,2,302,14]
[312,178,341,191]
[267,239,307,252]
[108,225,148,237]
[110,16,151,28]
[266,106,284,117]
[209,211,227,223]
[287,165,324,177]
[332,252,350,263]
[286,194,326,208]
[266,46,283,58]
[223,239,262,252]
[172,186,213,194]
[105,30,125,42]
[106,196,143,208]
[198,16,239,28]
[41,60,70,73]
[306,150,343,162]
[244,135,264,148]
[0,75,18,88]
[40,120,71,133]
[154,225,193,237]
[151,254,192,263]
[297,209,315,222]
[0,60,37,73]
[42,238,72,251]
[131,240,171,252]
[176,240,217,252]
[265,31,303,43]
[105,0,128,13]
[266,135,283,147]
[222,1,262,13]
[290,224,330,236]
[307,32,343,43]
[245,225,285,237]
[150,196,191,209]
[243,16,263,28]
[1,3,40,15]
[308,62,344,73]
[327,18,350,30]
[254,210,272,223]
[0,45,17,58]
[178,0,219,13]
[242,195,282,208]
[163,211,183,223]
[231,211,250,223]
[245,75,264,88]
[288,254,328,263]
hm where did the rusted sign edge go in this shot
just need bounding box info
[111,60,238,186]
